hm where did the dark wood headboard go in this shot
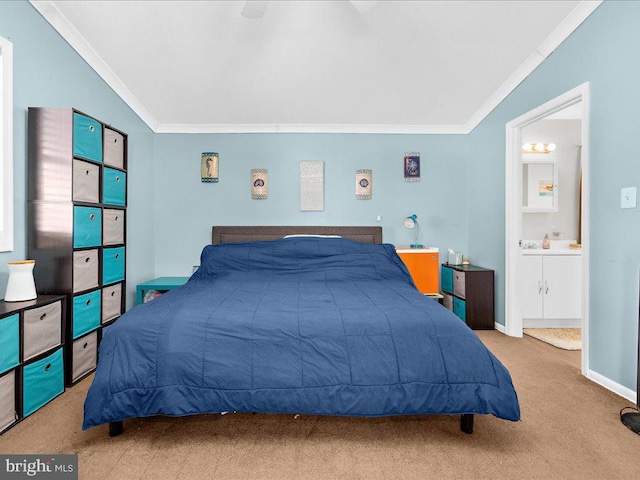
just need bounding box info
[212,226,383,245]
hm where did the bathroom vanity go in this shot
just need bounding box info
[520,244,582,327]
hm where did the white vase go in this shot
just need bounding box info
[4,260,37,302]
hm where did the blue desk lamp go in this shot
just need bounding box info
[404,214,424,248]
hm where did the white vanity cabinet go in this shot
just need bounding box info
[520,254,581,326]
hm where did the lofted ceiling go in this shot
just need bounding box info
[30,0,601,133]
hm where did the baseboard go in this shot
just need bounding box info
[586,369,636,403]
[523,318,581,328]
[494,322,507,334]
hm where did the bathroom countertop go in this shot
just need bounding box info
[521,248,582,256]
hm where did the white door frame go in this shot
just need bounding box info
[505,82,590,376]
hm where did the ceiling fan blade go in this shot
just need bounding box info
[350,1,378,13]
[241,1,269,19]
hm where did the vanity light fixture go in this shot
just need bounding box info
[522,142,556,154]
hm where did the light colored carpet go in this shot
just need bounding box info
[524,328,582,350]
[1,331,635,480]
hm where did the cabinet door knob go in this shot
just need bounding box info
[85,169,90,176]
[85,257,90,263]
[45,363,51,372]
[115,176,120,182]
[83,342,88,349]
[89,125,95,132]
[115,253,119,259]
[40,313,47,321]
[86,299,91,306]
[538,281,542,295]
[544,280,549,294]
[89,214,95,220]
[111,291,116,297]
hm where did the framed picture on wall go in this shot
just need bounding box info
[201,152,219,183]
[251,169,268,199]
[404,152,420,182]
[355,169,372,199]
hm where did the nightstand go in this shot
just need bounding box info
[136,277,189,305]
[441,263,494,329]
[395,247,440,295]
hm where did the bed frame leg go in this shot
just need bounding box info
[109,421,123,437]
[460,414,474,434]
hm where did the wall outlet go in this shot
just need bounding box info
[621,187,637,209]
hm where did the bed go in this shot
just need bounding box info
[83,226,520,436]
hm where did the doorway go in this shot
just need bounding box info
[504,83,590,376]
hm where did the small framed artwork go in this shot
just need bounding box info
[300,161,324,211]
[201,152,219,183]
[355,169,372,200]
[404,152,420,182]
[251,169,268,199]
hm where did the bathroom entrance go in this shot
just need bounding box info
[504,83,590,375]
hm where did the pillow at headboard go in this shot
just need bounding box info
[283,234,342,239]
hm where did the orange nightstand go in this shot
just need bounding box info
[396,247,440,295]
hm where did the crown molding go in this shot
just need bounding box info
[31,0,602,135]
[154,123,469,134]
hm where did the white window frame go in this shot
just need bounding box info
[0,35,13,252]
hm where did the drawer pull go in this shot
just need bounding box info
[115,176,120,182]
[89,125,95,132]
[86,299,91,306]
[45,363,51,372]
[40,313,47,321]
[83,342,88,349]
[89,214,95,220]
[85,257,90,263]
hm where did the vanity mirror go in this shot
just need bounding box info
[522,155,558,213]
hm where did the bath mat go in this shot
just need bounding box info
[524,328,581,350]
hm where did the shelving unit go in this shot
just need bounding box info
[27,108,128,386]
[441,263,494,330]
[0,295,65,434]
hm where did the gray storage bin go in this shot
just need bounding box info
[103,209,125,245]
[442,293,454,311]
[72,159,100,203]
[103,128,125,169]
[72,331,98,382]
[453,271,466,299]
[22,300,62,362]
[0,370,16,432]
[73,249,99,293]
[102,283,123,323]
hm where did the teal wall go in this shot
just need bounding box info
[0,0,156,307]
[154,133,469,274]
[468,1,640,389]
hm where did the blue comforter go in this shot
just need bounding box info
[83,237,520,429]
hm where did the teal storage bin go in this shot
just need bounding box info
[73,206,102,248]
[73,112,103,163]
[453,297,466,323]
[441,266,453,294]
[0,314,20,374]
[103,168,126,206]
[22,348,64,417]
[73,290,101,339]
[103,247,125,285]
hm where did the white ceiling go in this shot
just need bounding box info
[30,1,601,133]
